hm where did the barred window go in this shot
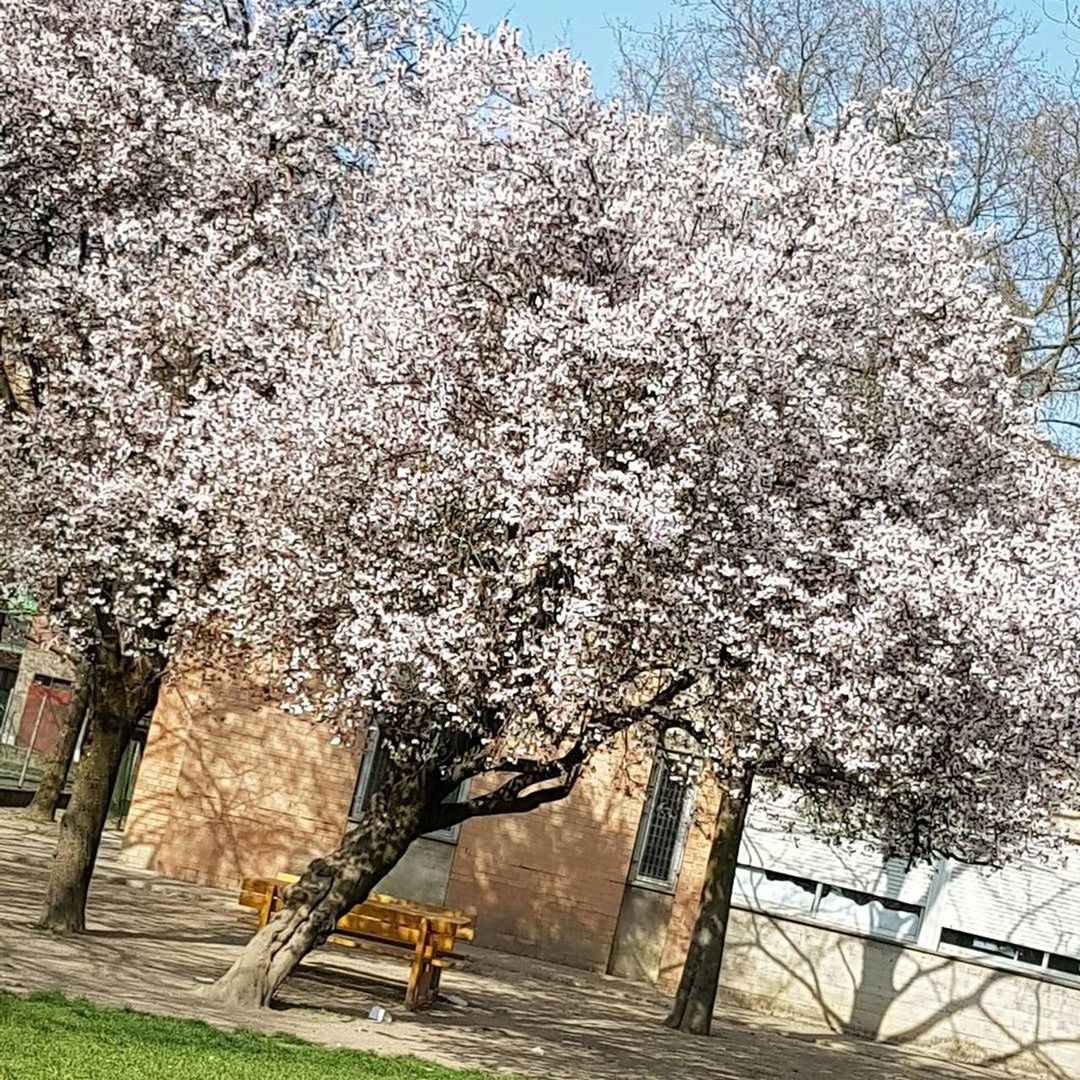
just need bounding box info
[631,752,696,891]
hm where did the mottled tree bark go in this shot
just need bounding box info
[204,760,441,1008]
[664,770,753,1036]
[37,646,160,934]
[24,673,91,823]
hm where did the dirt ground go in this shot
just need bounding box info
[0,814,1004,1080]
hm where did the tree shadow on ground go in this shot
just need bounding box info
[0,812,999,1080]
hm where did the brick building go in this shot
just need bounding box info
[121,674,1080,1077]
[0,614,79,791]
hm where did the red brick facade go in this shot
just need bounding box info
[121,675,360,887]
[120,676,683,978]
[446,755,646,970]
[119,679,1080,1078]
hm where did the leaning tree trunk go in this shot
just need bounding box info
[37,649,160,934]
[664,770,753,1036]
[204,761,439,1009]
[24,672,91,823]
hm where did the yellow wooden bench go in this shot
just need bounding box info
[238,873,476,1009]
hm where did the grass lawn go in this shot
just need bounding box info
[0,992,514,1080]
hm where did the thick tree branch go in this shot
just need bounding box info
[429,745,586,830]
[431,671,697,831]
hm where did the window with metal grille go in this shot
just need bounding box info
[631,752,696,891]
[733,864,924,941]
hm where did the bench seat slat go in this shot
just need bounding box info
[246,895,462,952]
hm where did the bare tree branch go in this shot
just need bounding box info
[613,0,1080,447]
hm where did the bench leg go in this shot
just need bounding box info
[416,957,437,1007]
[405,918,432,1010]
[256,884,276,930]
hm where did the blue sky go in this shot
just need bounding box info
[457,0,655,93]
[457,0,1080,96]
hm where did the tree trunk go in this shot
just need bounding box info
[204,760,440,1009]
[37,648,160,935]
[36,709,132,932]
[24,673,91,823]
[664,770,753,1036]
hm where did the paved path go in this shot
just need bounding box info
[0,814,1006,1080]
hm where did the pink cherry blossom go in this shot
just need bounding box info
[2,2,1079,870]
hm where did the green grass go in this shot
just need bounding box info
[0,992,513,1080]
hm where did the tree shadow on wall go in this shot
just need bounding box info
[845,871,1080,1079]
[722,867,1080,1079]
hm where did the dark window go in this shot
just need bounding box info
[941,927,1044,967]
[0,666,17,729]
[349,739,389,820]
[765,868,819,896]
[347,728,469,842]
[32,675,70,691]
[1048,952,1080,977]
[820,883,922,916]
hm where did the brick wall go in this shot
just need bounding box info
[446,750,645,971]
[120,674,360,888]
[119,684,1080,1076]
[123,678,658,973]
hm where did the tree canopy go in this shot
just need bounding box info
[2,0,1079,895]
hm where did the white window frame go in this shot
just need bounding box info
[733,863,925,944]
[810,877,924,942]
[732,792,1080,989]
[629,750,698,893]
[733,863,819,918]
[937,926,1080,986]
[347,726,470,844]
